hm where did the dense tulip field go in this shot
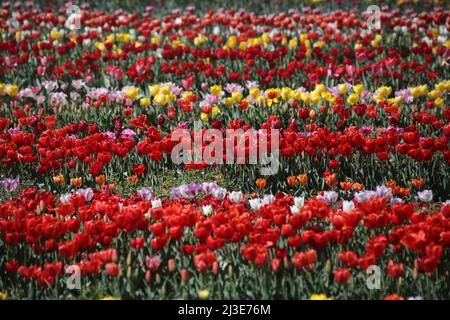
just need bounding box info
[0,0,449,300]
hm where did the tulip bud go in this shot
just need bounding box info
[212,262,219,275]
[181,268,189,283]
[167,259,176,272]
[198,289,209,300]
[283,256,290,269]
[145,270,151,283]
[228,265,233,277]
[127,266,132,279]
[325,259,331,272]
[126,251,132,266]
[271,258,281,272]
[111,249,118,263]
[412,262,418,280]
[289,119,297,131]
[157,114,165,125]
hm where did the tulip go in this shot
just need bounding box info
[0,292,8,300]
[167,259,176,272]
[287,176,298,187]
[255,178,267,189]
[157,114,165,125]
[334,268,351,284]
[124,87,139,100]
[198,289,209,300]
[180,268,189,283]
[105,263,119,277]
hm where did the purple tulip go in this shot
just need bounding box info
[138,187,154,201]
[77,188,94,202]
[0,178,19,193]
[212,187,227,200]
[201,182,218,195]
[418,190,433,202]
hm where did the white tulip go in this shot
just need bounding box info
[294,196,305,209]
[202,205,213,216]
[290,205,300,214]
[151,199,162,209]
[342,200,355,213]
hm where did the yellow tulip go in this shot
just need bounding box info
[353,84,364,95]
[418,85,428,96]
[347,93,359,105]
[281,87,292,100]
[434,97,444,107]
[183,91,193,100]
[95,42,106,51]
[198,290,209,300]
[305,48,311,57]
[261,33,270,44]
[50,30,61,40]
[309,294,331,300]
[5,85,19,97]
[149,85,160,96]
[154,94,168,106]
[289,39,297,49]
[435,82,446,94]
[224,97,234,107]
[292,90,301,100]
[427,90,439,100]
[151,37,161,45]
[200,113,209,122]
[140,97,150,107]
[227,35,237,49]
[300,92,311,104]
[310,92,321,104]
[101,296,121,300]
[249,87,260,99]
[106,34,115,43]
[161,85,171,95]
[314,40,325,48]
[210,85,222,96]
[0,291,8,300]
[338,83,348,95]
[124,87,139,100]
[299,34,308,43]
[231,91,242,102]
[211,106,220,116]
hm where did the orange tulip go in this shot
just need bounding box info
[352,183,364,191]
[298,173,308,186]
[287,176,298,187]
[399,187,411,197]
[255,178,267,189]
[70,177,82,188]
[53,174,65,185]
[411,178,424,189]
[325,173,336,188]
[386,180,397,189]
[96,175,106,185]
[340,181,352,190]
[127,175,138,184]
